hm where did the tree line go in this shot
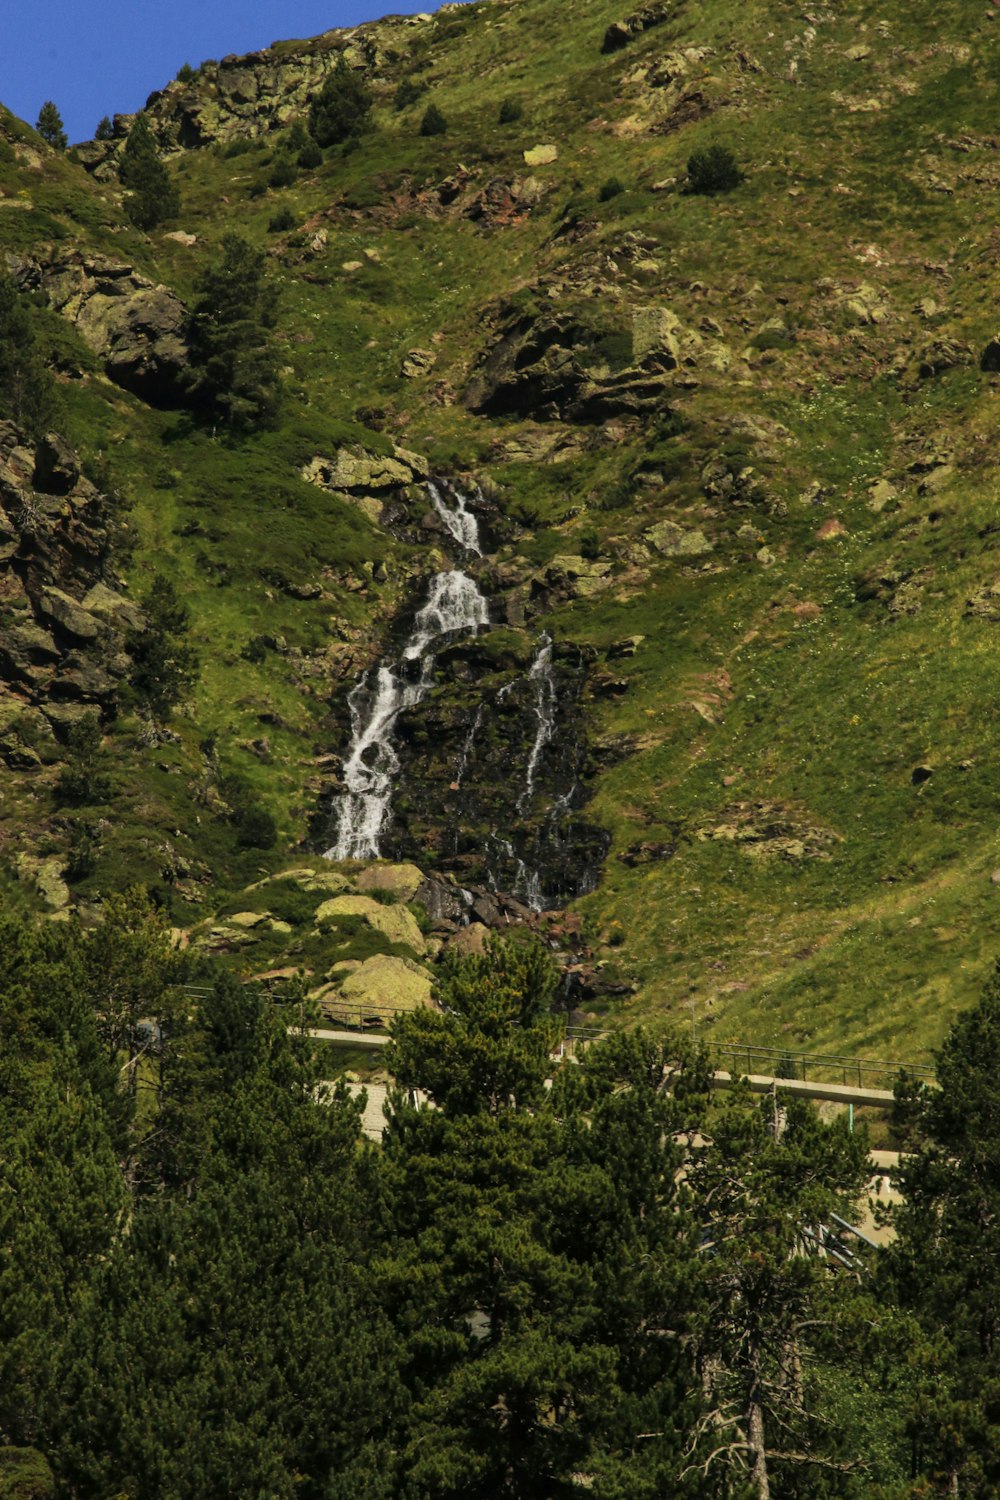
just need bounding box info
[1,907,998,1498]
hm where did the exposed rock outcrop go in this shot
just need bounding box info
[602,2,676,54]
[464,306,677,423]
[0,422,140,752]
[10,250,190,405]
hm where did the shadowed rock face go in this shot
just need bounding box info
[0,422,143,750]
[10,250,190,406]
[463,307,675,423]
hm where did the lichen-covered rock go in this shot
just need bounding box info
[366,904,426,953]
[10,250,190,405]
[302,444,429,495]
[601,1,674,53]
[356,862,425,900]
[337,954,434,1015]
[645,520,713,557]
[315,893,383,923]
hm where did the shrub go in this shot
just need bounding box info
[498,98,523,125]
[297,139,322,169]
[55,715,112,806]
[234,805,277,850]
[420,103,448,137]
[269,157,296,189]
[309,56,372,147]
[598,176,625,202]
[267,207,296,233]
[222,137,256,158]
[394,78,427,111]
[686,145,744,195]
[176,62,196,83]
[126,575,199,720]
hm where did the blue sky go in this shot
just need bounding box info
[2,2,442,144]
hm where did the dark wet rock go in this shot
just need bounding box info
[981,335,1000,372]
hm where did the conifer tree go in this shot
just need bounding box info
[35,101,67,149]
[882,965,1000,1495]
[120,113,179,229]
[308,55,372,147]
[185,234,282,431]
[0,275,58,438]
[95,114,114,141]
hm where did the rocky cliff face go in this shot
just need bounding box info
[73,9,441,169]
[0,422,141,759]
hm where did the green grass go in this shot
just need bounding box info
[4,0,1000,1054]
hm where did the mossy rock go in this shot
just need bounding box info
[338,954,434,1016]
[315,893,383,923]
[356,862,424,900]
[315,892,424,953]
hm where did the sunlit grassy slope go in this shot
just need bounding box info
[5,0,1000,1056]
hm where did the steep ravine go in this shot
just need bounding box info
[320,482,609,909]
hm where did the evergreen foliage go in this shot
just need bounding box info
[185,234,283,431]
[420,103,449,137]
[55,714,112,806]
[498,97,523,124]
[308,56,372,147]
[126,574,199,720]
[0,920,982,1497]
[0,277,58,439]
[94,115,113,141]
[35,102,67,150]
[686,144,744,195]
[120,113,179,229]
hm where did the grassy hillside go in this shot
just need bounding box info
[4,0,1000,1058]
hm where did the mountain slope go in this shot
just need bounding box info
[3,0,1000,1057]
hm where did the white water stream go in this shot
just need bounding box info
[427,479,482,555]
[326,488,487,861]
[517,635,557,816]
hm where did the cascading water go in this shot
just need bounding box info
[427,479,482,555]
[327,485,487,861]
[517,635,557,816]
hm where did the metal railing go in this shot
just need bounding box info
[711,1042,935,1093]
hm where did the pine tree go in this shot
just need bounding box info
[882,965,1000,1496]
[126,574,199,720]
[185,234,282,431]
[0,276,58,438]
[94,115,114,141]
[35,101,67,150]
[308,55,372,147]
[120,113,179,230]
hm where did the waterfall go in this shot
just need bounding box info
[327,570,489,860]
[428,479,482,555]
[517,635,557,816]
[327,484,488,862]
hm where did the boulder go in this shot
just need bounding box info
[315,894,383,923]
[523,144,558,166]
[366,904,426,954]
[646,520,713,557]
[601,1,673,52]
[11,251,190,406]
[81,583,144,632]
[301,444,430,495]
[36,587,102,641]
[338,954,434,1016]
[981,334,1000,372]
[356,862,425,900]
[401,348,437,378]
[33,432,79,494]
